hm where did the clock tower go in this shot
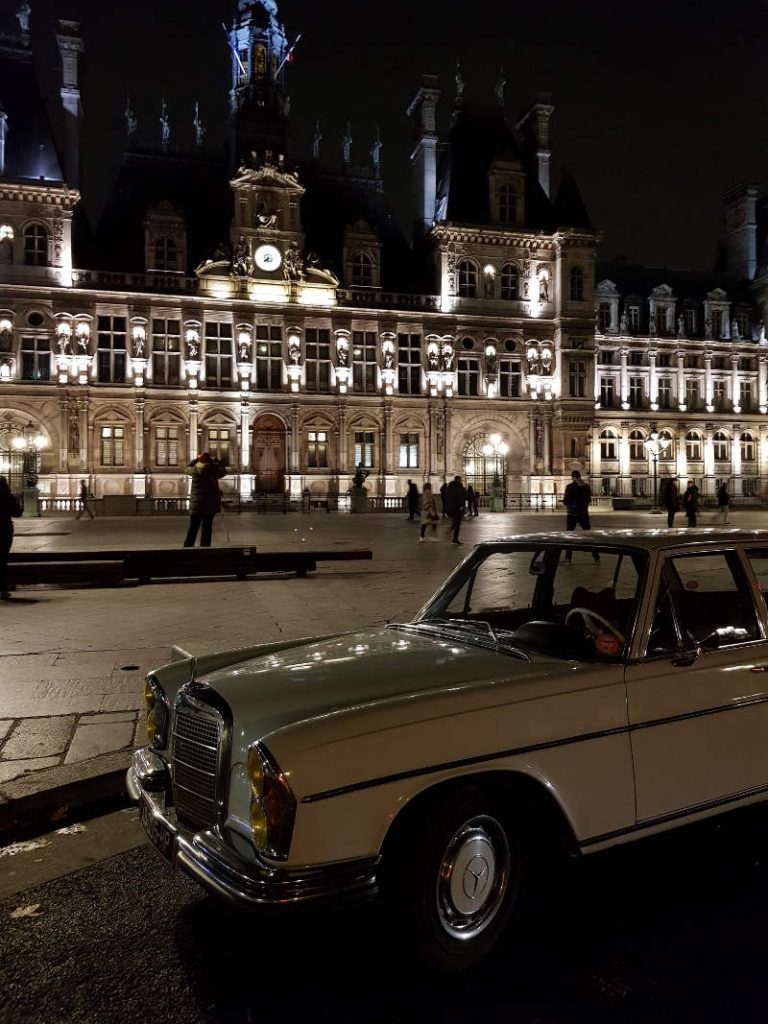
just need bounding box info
[228,0,291,168]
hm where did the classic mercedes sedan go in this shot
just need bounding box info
[129,529,768,970]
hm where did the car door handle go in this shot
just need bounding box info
[672,648,701,667]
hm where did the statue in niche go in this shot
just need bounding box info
[312,118,322,160]
[133,335,145,358]
[620,312,628,334]
[186,335,199,359]
[69,413,79,454]
[649,315,657,336]
[523,279,530,300]
[125,96,137,138]
[16,2,31,35]
[371,129,382,172]
[455,61,465,102]
[76,332,89,354]
[0,234,12,265]
[704,315,713,339]
[193,102,205,148]
[337,344,348,367]
[233,235,252,277]
[288,341,300,364]
[731,318,740,340]
[442,345,454,371]
[428,348,439,370]
[538,271,549,302]
[255,205,278,228]
[494,67,506,107]
[677,316,685,338]
[540,348,553,375]
[56,333,70,356]
[238,337,251,361]
[485,350,497,375]
[484,272,494,298]
[383,348,394,369]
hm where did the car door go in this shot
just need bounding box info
[625,547,768,822]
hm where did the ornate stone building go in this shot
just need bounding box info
[1,1,762,505]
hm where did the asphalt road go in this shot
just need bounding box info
[2,802,768,1024]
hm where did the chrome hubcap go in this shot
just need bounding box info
[436,815,509,940]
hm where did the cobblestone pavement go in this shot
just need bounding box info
[2,506,765,805]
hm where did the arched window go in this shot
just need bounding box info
[740,432,756,462]
[599,429,617,460]
[154,237,178,272]
[457,260,478,298]
[685,431,702,461]
[23,224,48,267]
[714,431,729,462]
[659,429,675,461]
[500,263,519,301]
[351,252,373,287]
[570,266,584,301]
[629,430,645,460]
[498,184,516,223]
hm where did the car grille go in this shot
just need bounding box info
[172,703,221,831]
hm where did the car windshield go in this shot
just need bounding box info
[413,543,648,661]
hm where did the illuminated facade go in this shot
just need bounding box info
[0,1,763,504]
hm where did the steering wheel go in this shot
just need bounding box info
[565,607,625,645]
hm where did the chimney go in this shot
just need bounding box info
[55,20,84,187]
[406,74,440,234]
[724,183,759,280]
[516,93,554,198]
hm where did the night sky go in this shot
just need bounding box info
[20,0,768,272]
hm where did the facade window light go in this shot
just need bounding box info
[0,319,12,333]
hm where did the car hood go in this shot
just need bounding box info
[198,627,554,741]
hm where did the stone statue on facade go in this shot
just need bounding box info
[455,61,465,102]
[193,102,205,148]
[238,337,251,361]
[16,2,31,35]
[0,231,12,266]
[371,128,382,172]
[342,122,353,164]
[186,335,199,359]
[76,332,89,354]
[159,99,171,148]
[255,207,278,228]
[68,407,79,454]
[705,315,713,339]
[133,335,145,358]
[352,463,368,489]
[125,96,137,138]
[428,348,439,370]
[288,339,301,364]
[494,67,506,107]
[441,344,454,371]
[232,235,252,277]
[283,241,303,281]
[731,318,740,340]
[677,315,685,338]
[383,348,394,369]
[312,117,322,160]
[538,270,549,302]
[620,312,628,334]
[649,315,657,336]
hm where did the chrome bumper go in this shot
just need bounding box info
[127,749,379,910]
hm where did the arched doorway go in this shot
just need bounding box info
[463,432,508,498]
[252,414,285,493]
[0,421,32,497]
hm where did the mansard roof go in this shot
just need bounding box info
[596,260,753,306]
[0,33,64,184]
[91,149,231,273]
[435,104,557,231]
[554,172,592,230]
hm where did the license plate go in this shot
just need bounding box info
[139,793,177,864]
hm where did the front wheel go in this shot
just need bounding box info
[382,786,520,972]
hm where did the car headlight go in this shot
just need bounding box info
[144,675,169,749]
[247,743,296,859]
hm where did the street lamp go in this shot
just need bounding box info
[479,433,509,511]
[644,426,670,513]
[11,421,47,487]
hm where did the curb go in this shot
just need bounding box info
[0,754,132,842]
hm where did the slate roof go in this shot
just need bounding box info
[0,34,64,184]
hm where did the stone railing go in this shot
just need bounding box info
[72,269,200,294]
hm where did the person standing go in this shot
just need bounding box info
[717,481,730,525]
[439,478,448,518]
[663,477,680,528]
[471,486,479,517]
[0,476,22,601]
[419,482,439,541]
[76,479,94,520]
[466,484,476,517]
[444,475,467,544]
[406,480,420,521]
[563,469,599,562]
[682,480,700,527]
[183,453,227,547]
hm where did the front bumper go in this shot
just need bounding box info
[127,750,379,910]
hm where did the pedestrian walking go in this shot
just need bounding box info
[444,475,467,544]
[663,477,680,528]
[471,487,479,517]
[682,480,700,527]
[439,478,448,518]
[183,452,227,547]
[406,479,420,521]
[716,481,730,525]
[466,485,476,517]
[419,482,439,541]
[0,476,23,601]
[563,470,599,562]
[76,478,94,520]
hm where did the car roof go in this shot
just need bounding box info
[478,528,768,552]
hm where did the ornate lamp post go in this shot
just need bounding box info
[644,425,669,513]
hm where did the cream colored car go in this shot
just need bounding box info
[129,529,768,971]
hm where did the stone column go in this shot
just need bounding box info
[78,396,89,473]
[704,351,713,409]
[619,345,629,408]
[542,410,552,476]
[443,400,452,480]
[731,353,740,411]
[649,348,658,409]
[188,397,198,463]
[590,423,601,493]
[290,403,300,473]
[677,350,685,409]
[134,396,145,470]
[619,419,630,495]
[731,422,742,492]
[337,400,348,476]
[240,398,250,472]
[528,411,537,476]
[58,395,70,474]
[704,422,715,495]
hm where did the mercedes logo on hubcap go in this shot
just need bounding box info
[462,855,490,901]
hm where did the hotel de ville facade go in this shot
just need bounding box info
[2,0,768,507]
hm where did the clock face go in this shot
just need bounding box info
[254,244,282,272]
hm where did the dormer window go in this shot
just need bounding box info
[570,266,584,301]
[154,237,178,272]
[498,184,517,224]
[351,252,373,287]
[458,260,479,298]
[23,224,48,267]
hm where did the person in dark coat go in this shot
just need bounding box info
[466,485,476,517]
[663,477,680,528]
[76,478,94,520]
[682,480,700,527]
[717,481,730,525]
[444,475,467,544]
[183,453,227,547]
[0,476,23,600]
[406,480,420,521]
[563,469,599,562]
[439,478,448,518]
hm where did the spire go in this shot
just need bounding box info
[455,61,465,106]
[312,117,322,160]
[16,2,31,43]
[56,19,84,186]
[495,67,506,108]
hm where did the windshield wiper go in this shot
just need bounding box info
[388,620,530,661]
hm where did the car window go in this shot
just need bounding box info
[743,549,768,609]
[648,551,761,654]
[443,550,537,620]
[552,552,640,608]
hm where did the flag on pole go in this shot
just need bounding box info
[277,34,302,75]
